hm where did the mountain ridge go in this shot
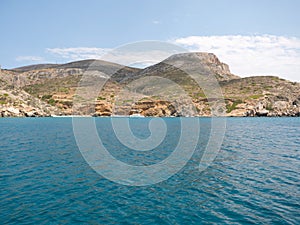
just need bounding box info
[0,52,299,117]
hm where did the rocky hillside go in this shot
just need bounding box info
[221,76,300,117]
[0,53,299,117]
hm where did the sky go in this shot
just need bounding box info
[0,0,299,81]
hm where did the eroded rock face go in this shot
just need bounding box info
[159,52,239,81]
[227,98,300,117]
[292,96,300,106]
[131,100,177,117]
[2,88,298,117]
[94,100,113,116]
[256,109,269,117]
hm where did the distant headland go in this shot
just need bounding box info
[0,53,299,117]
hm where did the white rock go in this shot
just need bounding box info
[7,107,20,115]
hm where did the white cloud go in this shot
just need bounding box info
[45,36,300,82]
[16,56,44,62]
[152,20,161,24]
[127,61,158,68]
[103,50,181,66]
[46,47,111,61]
[46,45,182,67]
[173,35,300,82]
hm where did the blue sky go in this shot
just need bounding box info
[0,0,299,81]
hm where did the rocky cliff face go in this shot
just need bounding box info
[0,53,299,117]
[163,52,238,80]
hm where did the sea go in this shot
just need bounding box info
[0,117,299,224]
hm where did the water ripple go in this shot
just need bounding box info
[0,117,299,224]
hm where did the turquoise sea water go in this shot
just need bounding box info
[0,117,299,224]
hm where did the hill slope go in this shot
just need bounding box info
[0,53,299,117]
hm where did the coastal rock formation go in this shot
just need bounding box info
[131,100,177,117]
[0,53,299,117]
[0,88,60,117]
[226,95,300,117]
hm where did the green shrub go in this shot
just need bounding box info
[226,99,243,113]
[266,104,273,111]
[48,98,56,106]
[62,101,73,107]
[41,94,53,100]
[249,94,263,99]
[97,96,106,100]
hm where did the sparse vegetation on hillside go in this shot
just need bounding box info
[1,54,299,117]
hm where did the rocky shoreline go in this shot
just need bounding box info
[1,99,299,118]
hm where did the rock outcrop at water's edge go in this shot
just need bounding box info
[0,53,299,117]
[0,89,61,117]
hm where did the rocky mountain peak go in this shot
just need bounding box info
[162,52,238,81]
